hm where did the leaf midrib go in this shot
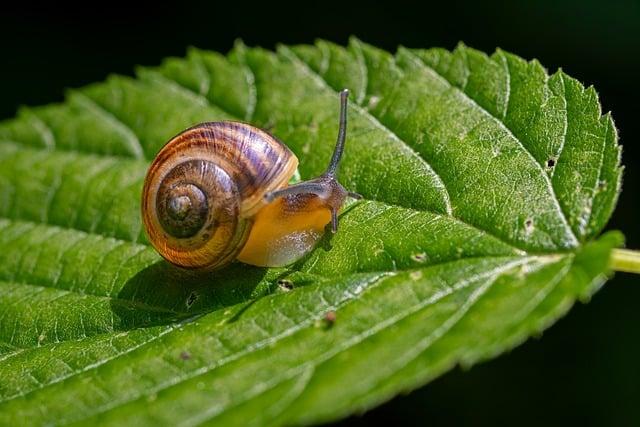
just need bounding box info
[53,257,542,424]
[0,252,537,409]
[298,253,576,426]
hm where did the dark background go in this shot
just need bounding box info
[1,0,638,425]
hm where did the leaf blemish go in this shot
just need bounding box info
[324,311,337,325]
[186,291,199,308]
[410,270,423,281]
[316,311,337,329]
[411,252,428,263]
[546,158,556,168]
[525,218,534,234]
[180,351,191,361]
[278,279,294,291]
[367,95,381,110]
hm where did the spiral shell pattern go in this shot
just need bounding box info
[142,121,298,270]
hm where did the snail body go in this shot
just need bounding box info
[142,89,359,270]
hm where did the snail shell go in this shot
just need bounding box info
[142,122,298,270]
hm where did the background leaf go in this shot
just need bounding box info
[0,39,623,426]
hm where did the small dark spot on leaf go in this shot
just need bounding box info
[316,311,337,329]
[278,279,294,291]
[546,158,556,168]
[525,218,534,233]
[411,252,428,263]
[180,351,191,361]
[201,233,210,241]
[324,311,337,324]
[186,291,199,308]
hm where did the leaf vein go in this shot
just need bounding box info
[402,49,579,247]
[71,92,145,159]
[280,46,453,215]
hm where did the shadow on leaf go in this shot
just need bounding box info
[110,260,284,330]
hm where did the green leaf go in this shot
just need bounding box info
[0,38,623,425]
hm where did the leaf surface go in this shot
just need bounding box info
[0,39,623,426]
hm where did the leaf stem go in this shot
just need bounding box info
[610,248,640,274]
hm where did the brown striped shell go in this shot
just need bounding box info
[141,122,298,270]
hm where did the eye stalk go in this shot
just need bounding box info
[264,89,362,233]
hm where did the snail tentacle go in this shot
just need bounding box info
[263,88,354,233]
[326,89,350,176]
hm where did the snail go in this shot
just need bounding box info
[141,89,360,270]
